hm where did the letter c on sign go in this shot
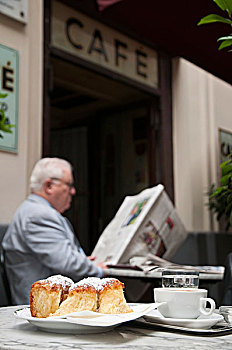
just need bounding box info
[66,17,83,50]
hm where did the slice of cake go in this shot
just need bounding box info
[52,277,100,316]
[30,275,74,318]
[98,278,133,314]
[30,276,132,317]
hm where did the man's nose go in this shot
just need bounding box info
[71,186,76,195]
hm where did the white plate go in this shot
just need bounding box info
[14,307,115,334]
[14,303,159,334]
[144,309,224,329]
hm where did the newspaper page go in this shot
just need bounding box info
[92,185,187,264]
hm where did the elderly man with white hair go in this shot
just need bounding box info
[2,158,105,305]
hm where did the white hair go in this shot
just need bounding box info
[30,157,72,192]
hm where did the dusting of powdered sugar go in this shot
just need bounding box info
[70,277,119,291]
[40,275,74,288]
[70,277,102,291]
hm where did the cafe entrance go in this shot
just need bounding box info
[47,56,159,253]
[43,1,173,254]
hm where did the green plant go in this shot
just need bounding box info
[208,153,232,230]
[0,92,14,138]
[198,0,232,51]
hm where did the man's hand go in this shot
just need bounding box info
[96,261,107,269]
[88,256,107,269]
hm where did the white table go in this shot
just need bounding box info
[104,268,224,281]
[0,306,232,350]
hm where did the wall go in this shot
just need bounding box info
[0,1,43,223]
[172,58,232,232]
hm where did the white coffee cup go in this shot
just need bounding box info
[154,288,215,319]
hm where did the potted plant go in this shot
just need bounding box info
[198,2,232,229]
[208,153,232,231]
[198,0,232,52]
[0,93,14,138]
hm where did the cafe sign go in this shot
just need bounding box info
[52,1,158,89]
[0,44,19,153]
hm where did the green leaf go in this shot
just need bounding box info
[0,108,6,119]
[218,34,232,40]
[221,163,232,175]
[227,193,232,203]
[0,124,13,133]
[220,174,232,185]
[230,209,232,225]
[214,0,232,16]
[224,0,232,16]
[210,186,226,196]
[218,38,232,49]
[198,14,232,25]
[214,0,227,11]
[0,93,8,98]
[220,159,232,168]
[225,202,232,214]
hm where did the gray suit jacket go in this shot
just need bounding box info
[2,194,102,305]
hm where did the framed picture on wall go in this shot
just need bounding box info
[219,128,232,164]
[0,44,19,153]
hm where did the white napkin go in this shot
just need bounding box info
[65,303,162,327]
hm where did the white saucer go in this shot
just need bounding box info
[144,309,224,329]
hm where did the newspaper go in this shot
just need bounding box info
[92,185,187,264]
[129,254,225,275]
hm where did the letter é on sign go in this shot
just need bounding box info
[2,62,14,92]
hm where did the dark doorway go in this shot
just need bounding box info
[48,56,158,254]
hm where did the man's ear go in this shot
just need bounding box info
[43,178,53,194]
